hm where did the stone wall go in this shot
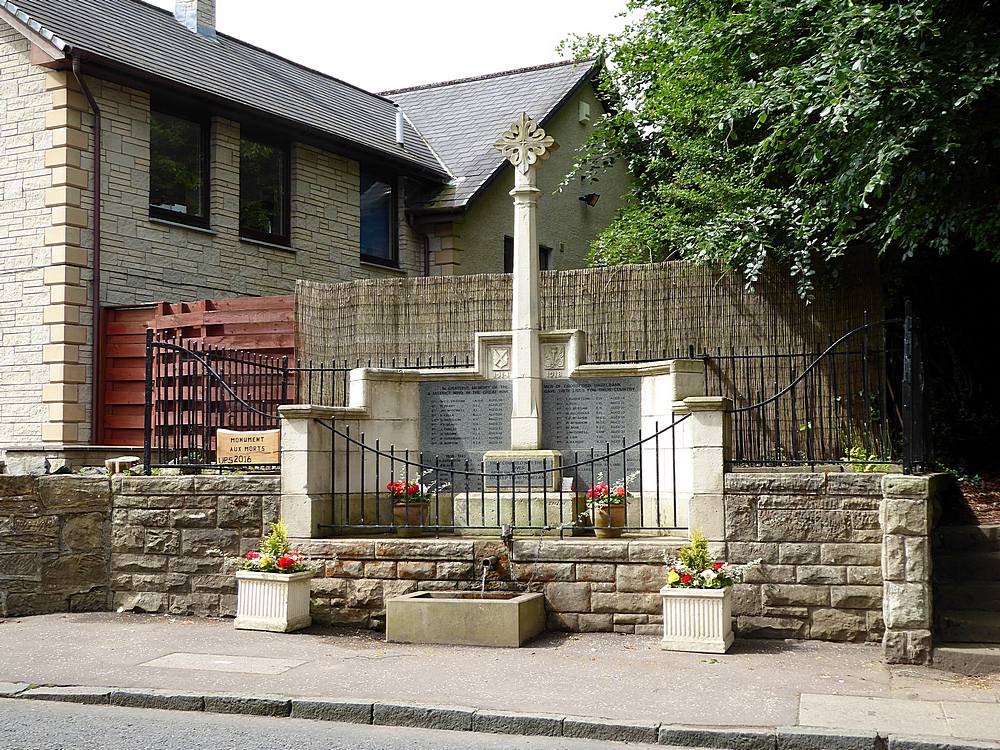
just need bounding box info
[0,475,110,617]
[296,537,684,633]
[109,475,279,616]
[0,21,55,450]
[723,473,885,642]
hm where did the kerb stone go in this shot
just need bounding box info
[290,699,373,724]
[563,716,659,744]
[472,710,564,737]
[372,702,474,731]
[658,724,777,750]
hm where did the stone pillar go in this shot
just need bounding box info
[279,405,335,537]
[880,474,942,664]
[493,112,557,451]
[41,71,90,444]
[428,221,464,276]
[681,396,731,541]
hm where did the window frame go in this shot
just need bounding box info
[239,131,292,247]
[504,236,553,273]
[148,105,211,229]
[359,167,399,268]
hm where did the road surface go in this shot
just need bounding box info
[0,700,662,750]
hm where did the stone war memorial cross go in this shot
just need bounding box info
[493,112,557,456]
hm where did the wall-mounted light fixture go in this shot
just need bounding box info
[579,193,600,207]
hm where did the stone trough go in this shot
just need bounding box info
[385,591,546,647]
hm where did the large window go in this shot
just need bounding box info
[503,236,553,273]
[240,135,290,246]
[149,109,209,226]
[360,169,397,265]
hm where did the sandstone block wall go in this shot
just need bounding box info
[724,472,885,642]
[0,22,55,450]
[0,475,110,617]
[109,475,279,616]
[295,537,686,633]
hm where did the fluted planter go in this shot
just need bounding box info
[235,570,313,633]
[659,585,734,653]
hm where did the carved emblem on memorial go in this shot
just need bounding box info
[489,346,511,379]
[493,112,558,172]
[542,344,566,378]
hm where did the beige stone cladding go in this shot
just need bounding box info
[723,472,886,642]
[0,475,111,617]
[0,22,58,450]
[87,76,424,308]
[454,85,629,275]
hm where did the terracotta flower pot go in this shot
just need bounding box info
[393,501,428,537]
[593,503,625,538]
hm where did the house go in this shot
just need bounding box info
[385,62,628,276]
[0,0,626,459]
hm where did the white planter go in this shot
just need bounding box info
[659,585,734,653]
[235,570,313,633]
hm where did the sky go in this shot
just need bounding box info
[146,0,628,93]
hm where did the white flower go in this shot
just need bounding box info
[701,569,717,580]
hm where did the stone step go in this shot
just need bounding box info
[935,582,1000,611]
[934,524,1000,553]
[933,643,1000,676]
[937,610,1000,643]
[934,551,1000,581]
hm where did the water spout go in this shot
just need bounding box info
[481,555,499,597]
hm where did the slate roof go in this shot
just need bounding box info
[383,59,598,212]
[0,0,449,178]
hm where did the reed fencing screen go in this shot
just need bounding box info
[296,261,881,367]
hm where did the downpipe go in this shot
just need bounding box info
[70,56,102,445]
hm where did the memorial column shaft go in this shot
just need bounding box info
[510,164,543,449]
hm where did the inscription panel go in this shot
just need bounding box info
[419,378,640,490]
[541,379,640,488]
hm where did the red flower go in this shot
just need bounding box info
[712,562,724,571]
[276,554,296,570]
[407,482,420,495]
[613,486,626,497]
[681,573,693,584]
[244,551,260,560]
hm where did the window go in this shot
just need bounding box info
[149,109,209,226]
[360,169,397,265]
[503,236,553,273]
[240,134,290,245]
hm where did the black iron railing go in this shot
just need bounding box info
[320,415,690,536]
[716,306,926,472]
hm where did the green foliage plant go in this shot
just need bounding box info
[563,1,1000,298]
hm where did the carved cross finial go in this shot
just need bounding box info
[494,112,559,174]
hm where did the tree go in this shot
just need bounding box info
[566,0,1000,298]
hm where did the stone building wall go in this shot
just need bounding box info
[0,22,55,450]
[723,472,885,642]
[0,475,110,617]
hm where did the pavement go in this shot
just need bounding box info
[1,613,999,747]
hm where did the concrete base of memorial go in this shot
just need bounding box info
[482,449,563,491]
[385,591,546,647]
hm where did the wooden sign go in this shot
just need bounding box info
[216,429,280,465]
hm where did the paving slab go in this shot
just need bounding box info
[799,694,951,736]
[0,612,998,742]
